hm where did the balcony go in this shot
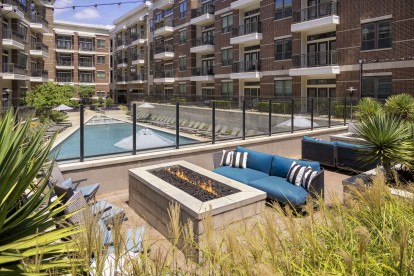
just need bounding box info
[79,43,95,52]
[129,74,144,84]
[2,63,26,80]
[290,51,340,76]
[154,70,174,83]
[30,69,48,82]
[56,59,74,69]
[117,57,128,68]
[291,1,339,33]
[230,22,262,46]
[131,54,145,65]
[154,45,174,60]
[190,4,215,26]
[230,60,262,80]
[2,29,25,50]
[154,19,174,37]
[79,75,94,84]
[190,67,214,82]
[1,0,25,19]
[79,60,95,70]
[155,0,174,10]
[128,34,146,46]
[30,42,49,58]
[231,0,261,10]
[30,15,49,33]
[190,36,214,54]
[56,75,73,83]
[116,75,128,84]
[116,39,127,51]
[56,41,74,53]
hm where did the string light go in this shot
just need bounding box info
[52,0,151,12]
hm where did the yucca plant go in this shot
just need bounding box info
[384,93,414,122]
[355,113,414,174]
[0,110,82,274]
[355,97,383,121]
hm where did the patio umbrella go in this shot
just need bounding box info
[114,128,174,150]
[52,104,73,111]
[276,116,319,128]
[138,102,155,109]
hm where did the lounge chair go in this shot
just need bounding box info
[217,127,240,138]
[181,121,201,132]
[187,122,207,134]
[51,164,100,202]
[202,125,223,138]
[180,120,195,130]
[196,124,212,136]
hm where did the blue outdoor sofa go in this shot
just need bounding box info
[213,146,324,206]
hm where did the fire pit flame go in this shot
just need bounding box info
[166,167,218,196]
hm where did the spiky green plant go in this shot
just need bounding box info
[0,110,82,274]
[384,93,414,122]
[355,97,383,121]
[355,113,414,173]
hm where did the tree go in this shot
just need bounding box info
[0,110,81,273]
[77,85,95,104]
[25,82,74,115]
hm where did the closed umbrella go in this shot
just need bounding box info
[276,116,318,128]
[52,104,73,111]
[114,128,174,150]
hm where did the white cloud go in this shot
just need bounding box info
[54,0,73,15]
[74,8,100,20]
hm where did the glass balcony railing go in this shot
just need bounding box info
[30,15,49,27]
[31,69,48,78]
[56,75,73,82]
[130,74,144,81]
[2,29,25,43]
[56,41,72,50]
[79,43,94,51]
[232,22,261,37]
[79,60,94,67]
[79,75,94,83]
[293,1,338,23]
[56,59,73,66]
[154,18,174,30]
[155,44,174,54]
[31,42,49,52]
[3,63,26,75]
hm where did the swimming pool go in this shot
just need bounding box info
[51,117,197,161]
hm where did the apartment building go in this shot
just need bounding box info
[109,4,149,104]
[52,21,111,98]
[1,0,54,108]
[110,0,414,103]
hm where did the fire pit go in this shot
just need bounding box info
[129,161,266,251]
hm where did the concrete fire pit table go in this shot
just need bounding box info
[129,161,266,247]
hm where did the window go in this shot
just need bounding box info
[275,0,292,20]
[275,80,292,97]
[150,19,154,32]
[97,56,105,64]
[362,20,392,50]
[97,39,105,48]
[179,30,186,44]
[222,82,233,97]
[179,1,187,18]
[179,83,186,94]
[97,71,106,79]
[222,48,233,66]
[362,76,392,99]
[222,14,233,33]
[179,57,186,71]
[275,38,292,60]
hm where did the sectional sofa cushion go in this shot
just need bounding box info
[271,155,320,178]
[231,152,248,169]
[286,161,307,186]
[248,176,308,205]
[335,141,367,149]
[212,166,269,184]
[236,146,273,174]
[303,136,336,146]
[220,150,234,166]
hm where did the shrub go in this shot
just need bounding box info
[212,100,232,109]
[255,101,294,114]
[105,97,114,106]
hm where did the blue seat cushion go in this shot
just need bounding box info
[78,183,100,197]
[213,166,269,184]
[61,177,73,188]
[271,155,320,178]
[236,146,273,174]
[249,176,308,205]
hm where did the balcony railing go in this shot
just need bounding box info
[2,29,24,43]
[154,18,174,30]
[191,3,215,18]
[56,41,72,50]
[155,70,173,78]
[117,57,128,64]
[117,75,128,82]
[31,15,49,27]
[56,75,73,82]
[31,69,48,78]
[79,43,94,51]
[116,38,125,47]
[56,59,73,66]
[79,75,94,83]
[3,63,26,75]
[292,51,338,68]
[155,44,174,54]
[2,0,25,11]
[130,74,144,81]
[31,42,48,52]
[192,35,214,47]
[232,22,261,37]
[127,33,144,44]
[293,1,338,23]
[192,67,214,76]
[232,60,261,73]
[131,53,144,61]
[79,60,94,67]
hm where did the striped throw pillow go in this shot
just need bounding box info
[286,161,307,186]
[220,150,234,166]
[302,167,318,190]
[231,152,248,169]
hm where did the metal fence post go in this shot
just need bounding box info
[343,97,347,126]
[132,103,137,155]
[268,99,272,136]
[291,98,294,133]
[311,98,314,130]
[328,97,331,128]
[176,102,180,149]
[242,100,246,140]
[212,101,216,144]
[80,104,84,162]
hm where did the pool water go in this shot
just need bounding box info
[51,119,196,161]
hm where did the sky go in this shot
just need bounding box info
[54,0,145,27]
